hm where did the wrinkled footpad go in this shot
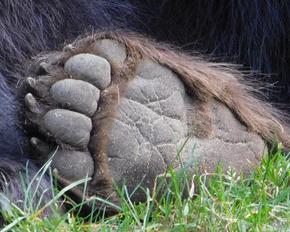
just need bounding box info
[24,43,124,213]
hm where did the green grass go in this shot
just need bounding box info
[1,148,289,232]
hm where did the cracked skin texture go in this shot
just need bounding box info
[108,59,265,201]
[24,37,266,203]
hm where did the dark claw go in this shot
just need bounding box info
[25,76,48,97]
[63,44,75,53]
[25,93,41,113]
[26,77,36,89]
[30,137,51,157]
[36,62,50,75]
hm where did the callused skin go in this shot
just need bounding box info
[24,35,267,211]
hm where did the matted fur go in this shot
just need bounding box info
[65,31,290,149]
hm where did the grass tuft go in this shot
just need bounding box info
[1,148,289,231]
